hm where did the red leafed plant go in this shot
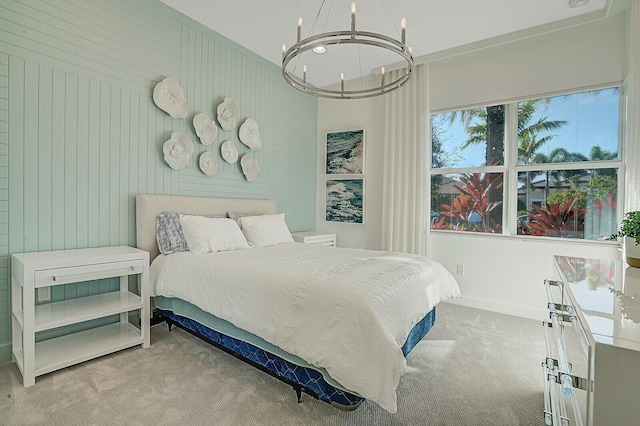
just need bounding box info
[431,217,451,230]
[440,192,477,225]
[438,173,503,232]
[527,197,585,238]
[454,173,503,231]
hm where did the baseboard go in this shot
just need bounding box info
[443,296,548,322]
[0,341,12,363]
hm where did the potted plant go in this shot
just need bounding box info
[616,211,640,267]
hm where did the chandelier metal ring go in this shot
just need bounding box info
[282,30,414,100]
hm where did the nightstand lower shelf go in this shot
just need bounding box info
[14,322,143,378]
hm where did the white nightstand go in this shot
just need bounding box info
[292,232,337,247]
[11,246,150,387]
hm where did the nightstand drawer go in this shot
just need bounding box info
[34,260,145,287]
[305,236,336,246]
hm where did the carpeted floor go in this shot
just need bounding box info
[0,303,545,425]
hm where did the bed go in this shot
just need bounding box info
[136,194,460,413]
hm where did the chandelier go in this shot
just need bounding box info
[281,1,414,100]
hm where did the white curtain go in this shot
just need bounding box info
[625,0,640,212]
[381,64,429,255]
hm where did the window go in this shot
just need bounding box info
[431,87,622,240]
[431,106,506,233]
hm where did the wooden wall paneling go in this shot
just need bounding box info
[145,96,156,197]
[38,65,53,252]
[87,79,100,248]
[109,87,121,248]
[0,52,7,348]
[127,93,140,247]
[75,77,90,250]
[22,61,39,253]
[51,69,66,252]
[119,90,131,245]
[136,92,148,197]
[0,2,168,95]
[0,0,318,360]
[98,83,111,248]
[64,73,78,250]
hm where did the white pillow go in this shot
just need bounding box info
[239,213,294,247]
[179,215,250,254]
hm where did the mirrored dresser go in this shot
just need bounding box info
[543,255,640,426]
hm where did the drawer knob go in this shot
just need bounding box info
[52,275,56,282]
[130,266,135,271]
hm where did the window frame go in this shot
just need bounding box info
[429,84,625,241]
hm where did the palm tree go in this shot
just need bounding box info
[460,106,505,166]
[516,100,567,210]
[517,100,567,164]
[531,145,616,201]
[530,147,586,199]
[455,100,567,217]
[457,100,566,165]
[589,145,617,161]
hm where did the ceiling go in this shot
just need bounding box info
[160,0,619,88]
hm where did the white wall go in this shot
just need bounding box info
[430,13,627,111]
[315,11,630,319]
[316,96,385,250]
[429,233,618,319]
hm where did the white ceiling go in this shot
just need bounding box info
[160,0,616,88]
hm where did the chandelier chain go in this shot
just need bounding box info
[293,0,329,75]
[377,0,402,38]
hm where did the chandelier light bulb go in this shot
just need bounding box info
[297,17,302,42]
[401,18,406,44]
[351,2,356,32]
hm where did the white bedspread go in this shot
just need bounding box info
[150,243,460,413]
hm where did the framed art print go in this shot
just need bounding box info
[325,178,364,224]
[326,130,364,175]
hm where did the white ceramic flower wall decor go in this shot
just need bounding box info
[193,113,218,145]
[239,118,262,150]
[221,140,239,164]
[217,97,240,130]
[153,77,188,119]
[199,152,219,176]
[240,154,260,182]
[163,132,194,170]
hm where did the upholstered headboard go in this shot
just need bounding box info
[135,194,276,262]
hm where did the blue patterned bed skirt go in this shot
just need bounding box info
[155,306,436,410]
